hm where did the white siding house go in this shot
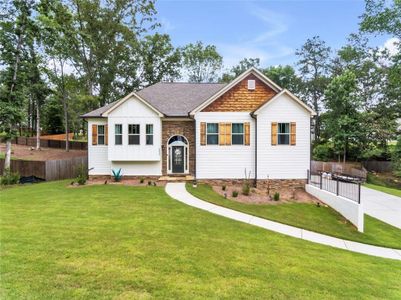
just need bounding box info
[255,92,311,180]
[195,112,255,179]
[88,118,111,175]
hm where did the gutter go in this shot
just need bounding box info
[251,112,257,187]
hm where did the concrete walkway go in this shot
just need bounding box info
[165,183,401,261]
[361,186,401,229]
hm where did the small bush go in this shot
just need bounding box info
[242,182,250,196]
[75,164,87,185]
[139,177,144,183]
[232,190,239,197]
[112,168,122,182]
[0,168,20,185]
[222,185,226,191]
[273,192,280,201]
[148,181,152,186]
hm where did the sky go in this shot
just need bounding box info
[155,0,393,70]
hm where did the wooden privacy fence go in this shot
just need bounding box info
[0,156,88,181]
[311,160,367,180]
[12,136,87,150]
[362,161,393,173]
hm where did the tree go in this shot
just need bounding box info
[324,70,363,162]
[262,65,302,95]
[296,36,331,141]
[182,41,223,83]
[220,58,260,82]
[138,33,181,86]
[0,0,37,172]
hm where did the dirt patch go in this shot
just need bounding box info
[212,184,320,205]
[0,143,86,161]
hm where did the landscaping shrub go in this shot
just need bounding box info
[148,181,152,186]
[140,177,144,183]
[75,164,87,185]
[312,143,335,161]
[222,185,226,191]
[0,168,20,185]
[273,192,280,201]
[232,190,238,197]
[112,168,122,182]
[242,182,250,196]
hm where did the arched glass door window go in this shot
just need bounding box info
[167,135,189,174]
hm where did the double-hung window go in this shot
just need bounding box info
[128,124,140,145]
[115,124,122,145]
[97,125,105,145]
[206,123,218,145]
[146,124,153,145]
[278,123,290,145]
[231,123,244,145]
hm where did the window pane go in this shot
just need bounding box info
[278,134,289,145]
[232,135,244,145]
[129,124,140,134]
[115,124,122,134]
[146,135,153,145]
[207,123,218,133]
[98,135,105,145]
[232,123,244,133]
[278,123,289,134]
[98,125,104,134]
[207,134,218,145]
[115,135,122,145]
[146,124,153,134]
[129,135,140,145]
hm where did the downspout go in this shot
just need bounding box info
[251,112,257,187]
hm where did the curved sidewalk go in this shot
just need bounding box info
[165,183,401,261]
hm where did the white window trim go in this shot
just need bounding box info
[97,125,105,145]
[146,124,154,145]
[115,124,122,145]
[231,123,244,145]
[206,122,219,145]
[128,124,140,145]
[167,135,189,174]
[277,122,291,145]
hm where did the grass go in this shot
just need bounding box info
[364,183,401,197]
[1,181,401,299]
[186,183,401,249]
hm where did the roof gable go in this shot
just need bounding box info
[252,89,316,116]
[201,73,277,112]
[190,67,282,115]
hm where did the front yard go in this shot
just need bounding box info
[1,181,401,299]
[186,183,401,249]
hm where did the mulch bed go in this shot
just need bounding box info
[211,184,320,205]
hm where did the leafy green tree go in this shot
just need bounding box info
[262,65,302,95]
[220,58,260,82]
[182,41,223,83]
[0,0,37,172]
[296,36,331,141]
[324,70,363,162]
[139,33,182,86]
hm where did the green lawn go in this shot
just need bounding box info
[364,183,401,197]
[186,183,401,249]
[1,182,401,299]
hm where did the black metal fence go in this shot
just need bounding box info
[307,170,361,203]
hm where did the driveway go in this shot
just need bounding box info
[361,187,401,229]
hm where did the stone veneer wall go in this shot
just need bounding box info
[197,179,307,191]
[162,120,195,176]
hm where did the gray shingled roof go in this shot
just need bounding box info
[82,82,227,118]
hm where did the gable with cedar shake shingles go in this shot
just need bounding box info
[201,74,277,112]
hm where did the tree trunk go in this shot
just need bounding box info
[36,99,40,150]
[64,98,69,152]
[4,139,12,173]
